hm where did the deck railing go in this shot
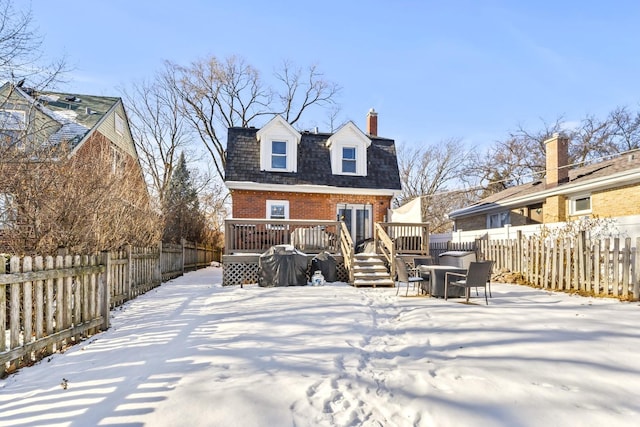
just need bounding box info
[224,219,342,254]
[376,222,430,255]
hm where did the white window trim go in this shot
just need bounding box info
[260,137,298,172]
[329,140,367,176]
[266,200,290,220]
[257,115,301,173]
[327,121,370,176]
[570,194,592,215]
[0,193,17,229]
[115,113,125,136]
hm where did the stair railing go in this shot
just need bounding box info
[374,223,396,278]
[339,221,355,283]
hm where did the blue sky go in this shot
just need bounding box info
[26,0,640,151]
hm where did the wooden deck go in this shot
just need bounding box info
[222,219,430,287]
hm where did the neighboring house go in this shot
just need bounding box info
[0,82,146,248]
[224,110,402,243]
[449,133,640,232]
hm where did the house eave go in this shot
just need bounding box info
[225,181,398,197]
[449,168,640,219]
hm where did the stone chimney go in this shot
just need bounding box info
[544,133,569,188]
[366,108,378,136]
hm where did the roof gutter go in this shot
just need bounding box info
[225,181,399,197]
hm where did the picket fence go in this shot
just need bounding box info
[475,232,640,301]
[1,241,216,377]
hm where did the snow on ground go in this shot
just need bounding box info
[1,266,640,427]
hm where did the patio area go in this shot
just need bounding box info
[2,265,639,426]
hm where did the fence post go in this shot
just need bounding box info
[182,238,186,275]
[101,251,111,330]
[157,241,163,284]
[0,257,4,377]
[577,231,586,292]
[516,230,523,273]
[634,238,640,301]
[127,245,132,301]
[622,237,631,299]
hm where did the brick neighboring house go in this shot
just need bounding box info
[448,133,640,232]
[0,82,147,249]
[224,110,402,244]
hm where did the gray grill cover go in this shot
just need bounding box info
[310,251,337,283]
[259,245,309,287]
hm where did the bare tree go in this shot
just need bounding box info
[469,117,566,198]
[571,114,613,165]
[121,64,193,206]
[1,142,161,255]
[607,106,640,153]
[198,181,228,248]
[471,106,640,198]
[0,0,68,90]
[167,55,341,181]
[396,138,474,232]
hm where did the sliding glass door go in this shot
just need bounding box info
[337,204,372,244]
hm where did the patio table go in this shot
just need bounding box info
[418,265,467,297]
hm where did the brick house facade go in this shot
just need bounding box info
[231,189,392,224]
[224,111,401,243]
[449,133,640,232]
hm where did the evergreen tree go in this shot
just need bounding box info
[162,153,204,243]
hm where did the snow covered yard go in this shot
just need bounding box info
[1,266,639,427]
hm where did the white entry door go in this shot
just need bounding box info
[337,204,372,244]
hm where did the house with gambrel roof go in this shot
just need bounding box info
[448,133,640,233]
[224,110,402,244]
[0,82,139,163]
[0,82,147,251]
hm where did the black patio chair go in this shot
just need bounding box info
[413,257,434,295]
[444,261,494,304]
[395,257,424,297]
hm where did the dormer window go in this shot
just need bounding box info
[257,115,301,173]
[342,147,357,173]
[271,141,287,169]
[327,121,371,176]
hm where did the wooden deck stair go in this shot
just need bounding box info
[352,253,395,288]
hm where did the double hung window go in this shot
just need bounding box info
[271,141,287,169]
[342,147,356,173]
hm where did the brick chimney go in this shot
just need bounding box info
[544,133,569,188]
[366,108,378,136]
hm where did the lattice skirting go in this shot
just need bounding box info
[223,261,348,286]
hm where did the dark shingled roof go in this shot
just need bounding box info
[224,127,402,190]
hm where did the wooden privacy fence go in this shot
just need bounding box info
[477,232,640,301]
[1,241,216,377]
